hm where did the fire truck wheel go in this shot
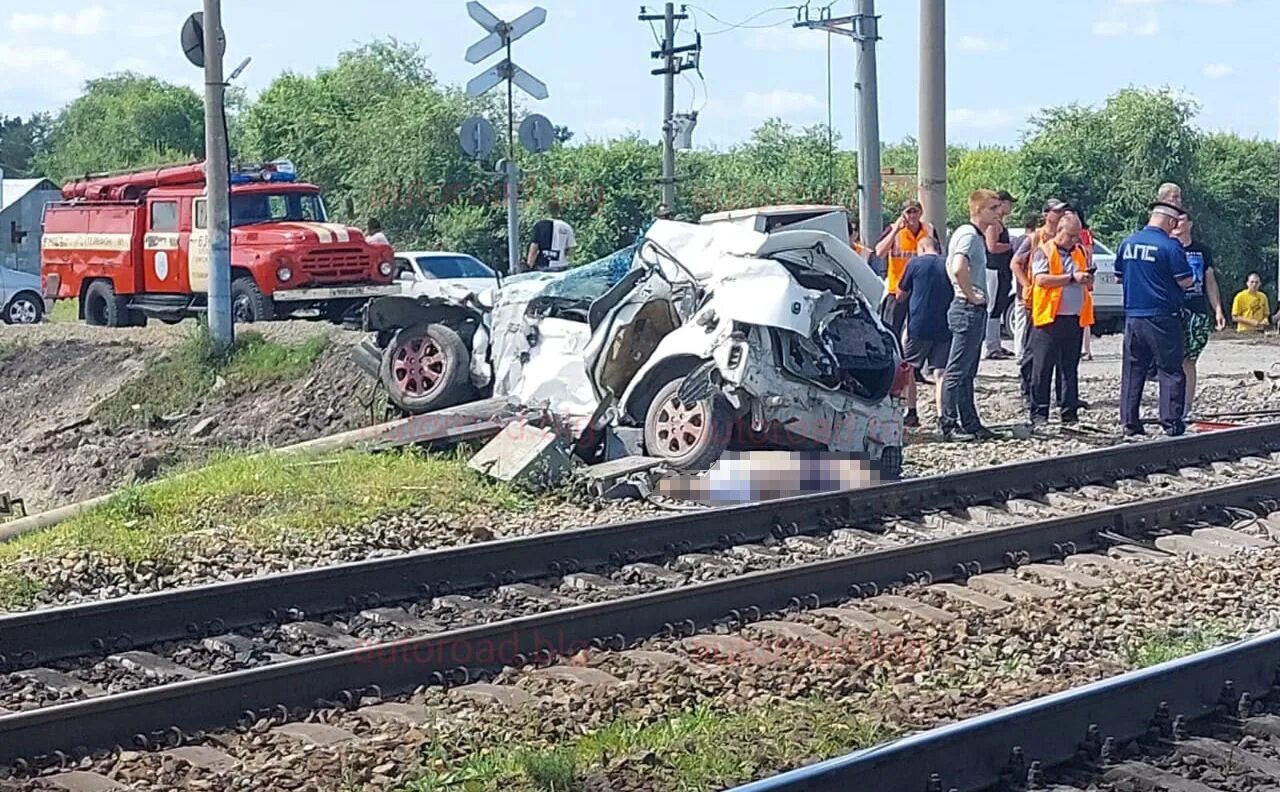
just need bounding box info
[231,276,276,324]
[83,280,132,328]
[379,323,474,414]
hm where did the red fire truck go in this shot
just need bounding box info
[41,159,399,326]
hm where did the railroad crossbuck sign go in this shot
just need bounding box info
[465,2,549,101]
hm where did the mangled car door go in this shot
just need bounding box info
[581,265,685,406]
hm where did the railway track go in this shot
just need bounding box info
[2,425,1280,786]
[735,616,1280,792]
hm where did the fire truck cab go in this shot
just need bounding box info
[41,159,399,327]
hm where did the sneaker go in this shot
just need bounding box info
[1122,425,1146,438]
[938,421,955,442]
[988,348,1014,360]
[1030,415,1049,429]
[963,426,998,441]
[904,410,921,428]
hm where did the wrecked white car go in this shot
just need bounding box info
[355,217,908,477]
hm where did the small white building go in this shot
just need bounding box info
[0,171,61,275]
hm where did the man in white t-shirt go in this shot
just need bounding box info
[366,218,390,247]
[526,202,576,273]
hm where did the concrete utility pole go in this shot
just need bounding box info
[202,0,232,350]
[853,0,883,249]
[793,2,881,249]
[919,0,947,240]
[641,4,699,218]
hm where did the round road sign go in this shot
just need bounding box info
[459,116,497,159]
[181,12,225,69]
[519,114,555,155]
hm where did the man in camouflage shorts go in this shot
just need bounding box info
[1173,215,1226,420]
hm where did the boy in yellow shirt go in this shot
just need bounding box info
[1232,273,1272,333]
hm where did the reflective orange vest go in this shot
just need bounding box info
[887,224,932,294]
[1031,240,1095,328]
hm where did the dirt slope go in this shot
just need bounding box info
[0,322,378,512]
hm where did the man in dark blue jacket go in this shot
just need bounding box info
[1115,184,1195,437]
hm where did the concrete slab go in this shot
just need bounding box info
[15,668,105,698]
[1154,534,1236,559]
[966,574,1058,601]
[1193,526,1272,550]
[44,772,125,792]
[201,634,259,658]
[533,665,622,688]
[358,608,445,633]
[162,746,238,772]
[745,620,841,649]
[356,702,445,728]
[682,634,783,665]
[452,683,533,708]
[272,722,357,747]
[467,421,572,490]
[107,651,205,681]
[620,563,688,586]
[810,607,904,634]
[279,622,364,650]
[1020,563,1110,590]
[869,595,958,624]
[932,583,1013,612]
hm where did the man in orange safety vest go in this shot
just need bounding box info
[1028,211,1093,427]
[874,199,938,340]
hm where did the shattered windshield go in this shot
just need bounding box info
[538,245,637,302]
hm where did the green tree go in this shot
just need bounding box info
[37,74,203,180]
[1019,88,1199,244]
[947,147,1021,227]
[0,114,51,178]
[1191,133,1280,294]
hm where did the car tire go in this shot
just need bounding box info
[3,292,43,325]
[643,376,732,471]
[379,323,474,414]
[231,276,276,324]
[877,445,903,481]
[83,280,132,328]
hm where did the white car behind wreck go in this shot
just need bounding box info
[356,216,909,478]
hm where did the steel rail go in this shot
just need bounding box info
[730,621,1280,792]
[3,423,1276,673]
[2,472,1277,767]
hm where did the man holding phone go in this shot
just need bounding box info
[875,199,939,340]
[1027,211,1093,427]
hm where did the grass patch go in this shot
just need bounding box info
[48,298,79,324]
[403,699,896,792]
[0,448,529,609]
[1124,626,1228,668]
[92,323,329,428]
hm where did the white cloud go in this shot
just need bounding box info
[745,26,828,52]
[1203,63,1234,79]
[0,41,87,77]
[10,6,107,36]
[947,105,1037,131]
[957,35,1009,53]
[1092,11,1159,37]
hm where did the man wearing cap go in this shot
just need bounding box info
[1011,199,1070,406]
[1115,186,1195,437]
[875,199,939,340]
[983,191,1017,360]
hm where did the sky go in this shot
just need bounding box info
[0,0,1276,153]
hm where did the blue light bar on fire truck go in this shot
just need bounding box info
[229,159,298,185]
